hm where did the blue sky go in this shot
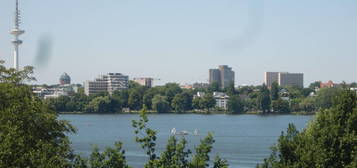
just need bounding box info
[0,0,356,86]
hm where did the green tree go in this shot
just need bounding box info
[189,133,215,168]
[0,63,75,168]
[289,98,302,112]
[85,96,121,113]
[272,99,290,113]
[164,83,182,105]
[172,93,186,113]
[309,81,321,89]
[72,143,130,168]
[225,82,237,96]
[315,87,341,109]
[193,97,202,110]
[258,88,357,168]
[128,89,143,110]
[181,91,193,111]
[299,96,317,112]
[270,82,279,100]
[257,84,271,113]
[200,94,216,111]
[350,82,357,88]
[142,88,159,110]
[227,95,245,114]
[154,137,191,167]
[152,95,170,113]
[213,156,229,168]
[208,81,220,93]
[112,90,129,108]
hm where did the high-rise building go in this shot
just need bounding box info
[265,72,304,88]
[219,65,235,88]
[84,73,128,95]
[133,78,153,88]
[209,65,235,89]
[59,73,71,85]
[209,69,221,85]
[264,72,279,88]
[10,0,25,70]
[278,73,304,88]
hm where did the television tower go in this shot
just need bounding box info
[10,0,25,70]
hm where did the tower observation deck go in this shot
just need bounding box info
[10,0,25,70]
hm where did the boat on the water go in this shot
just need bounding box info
[171,128,199,136]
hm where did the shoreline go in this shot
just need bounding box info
[59,111,316,115]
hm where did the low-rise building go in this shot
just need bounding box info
[133,78,153,88]
[192,83,209,89]
[320,80,339,88]
[213,92,229,110]
[32,84,79,99]
[180,84,193,89]
[194,91,230,110]
[194,92,206,99]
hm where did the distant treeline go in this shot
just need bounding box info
[45,81,356,114]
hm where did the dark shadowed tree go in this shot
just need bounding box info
[257,84,271,113]
[152,95,170,113]
[270,82,279,100]
[272,99,290,113]
[227,95,245,114]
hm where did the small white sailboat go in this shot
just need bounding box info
[171,128,177,135]
[193,128,199,136]
[171,128,189,135]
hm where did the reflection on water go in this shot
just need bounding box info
[60,114,312,168]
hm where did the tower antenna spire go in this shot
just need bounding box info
[10,0,25,70]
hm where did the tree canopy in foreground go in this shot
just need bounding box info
[257,87,357,168]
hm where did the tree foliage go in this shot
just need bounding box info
[0,63,75,168]
[257,84,271,113]
[152,95,170,113]
[272,99,290,113]
[227,95,245,114]
[258,88,357,168]
[270,82,279,101]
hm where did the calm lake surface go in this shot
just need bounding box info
[60,114,313,168]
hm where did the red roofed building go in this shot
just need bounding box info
[320,80,336,88]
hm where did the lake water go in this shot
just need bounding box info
[60,114,313,168]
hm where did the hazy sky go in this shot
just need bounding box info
[0,0,356,86]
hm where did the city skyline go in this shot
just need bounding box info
[0,0,356,86]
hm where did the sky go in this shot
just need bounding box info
[0,0,356,86]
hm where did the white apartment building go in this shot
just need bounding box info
[213,92,229,110]
[85,73,128,95]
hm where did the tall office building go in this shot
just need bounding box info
[209,65,235,89]
[85,73,129,95]
[219,65,235,88]
[278,73,304,88]
[209,69,221,84]
[265,72,304,88]
[264,72,279,88]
